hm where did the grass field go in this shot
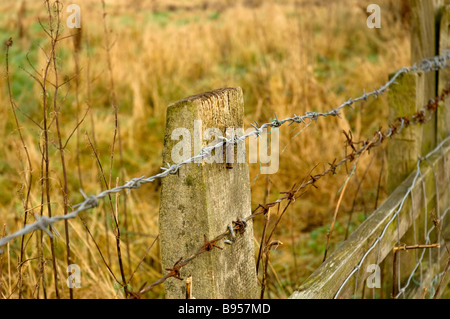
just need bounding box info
[0,0,416,299]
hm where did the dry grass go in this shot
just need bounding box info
[0,0,413,298]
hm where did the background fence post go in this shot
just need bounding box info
[159,87,258,299]
[387,72,425,193]
[437,4,450,287]
[384,1,445,299]
[386,71,425,298]
[411,0,438,154]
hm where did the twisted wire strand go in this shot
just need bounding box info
[1,53,450,252]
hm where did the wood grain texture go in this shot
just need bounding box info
[159,87,258,299]
[438,5,450,143]
[411,0,438,154]
[387,72,424,193]
[387,71,426,294]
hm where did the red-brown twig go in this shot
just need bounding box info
[260,240,283,299]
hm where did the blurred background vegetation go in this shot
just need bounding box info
[0,0,413,298]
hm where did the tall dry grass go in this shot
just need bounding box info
[0,0,411,298]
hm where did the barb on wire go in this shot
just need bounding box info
[201,235,223,252]
[165,257,184,281]
[2,53,450,253]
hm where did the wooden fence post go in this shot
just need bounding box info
[386,1,447,299]
[411,0,438,154]
[159,88,258,299]
[289,138,450,299]
[437,4,450,286]
[388,0,445,190]
[386,72,425,298]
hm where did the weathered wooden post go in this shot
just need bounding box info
[437,3,450,284]
[387,72,425,193]
[159,88,258,299]
[438,5,450,144]
[386,1,443,298]
[386,0,434,295]
[411,0,439,154]
[386,0,442,194]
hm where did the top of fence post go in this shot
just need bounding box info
[158,87,258,299]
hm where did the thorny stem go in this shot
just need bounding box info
[101,0,129,295]
[373,155,385,211]
[433,259,449,299]
[260,241,283,299]
[73,29,83,190]
[0,225,5,297]
[38,143,47,299]
[86,133,128,296]
[260,248,271,299]
[48,1,74,299]
[127,235,160,285]
[256,176,271,275]
[430,209,450,299]
[39,0,60,298]
[78,215,122,286]
[256,210,270,276]
[345,154,376,240]
[5,38,34,299]
[324,147,369,262]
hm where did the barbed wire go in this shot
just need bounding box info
[1,53,450,253]
[334,135,450,299]
[130,87,450,297]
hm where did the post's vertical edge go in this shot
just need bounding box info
[387,72,424,193]
[387,72,424,298]
[435,3,450,296]
[411,0,438,154]
[434,0,445,15]
[159,88,258,299]
[438,5,450,143]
